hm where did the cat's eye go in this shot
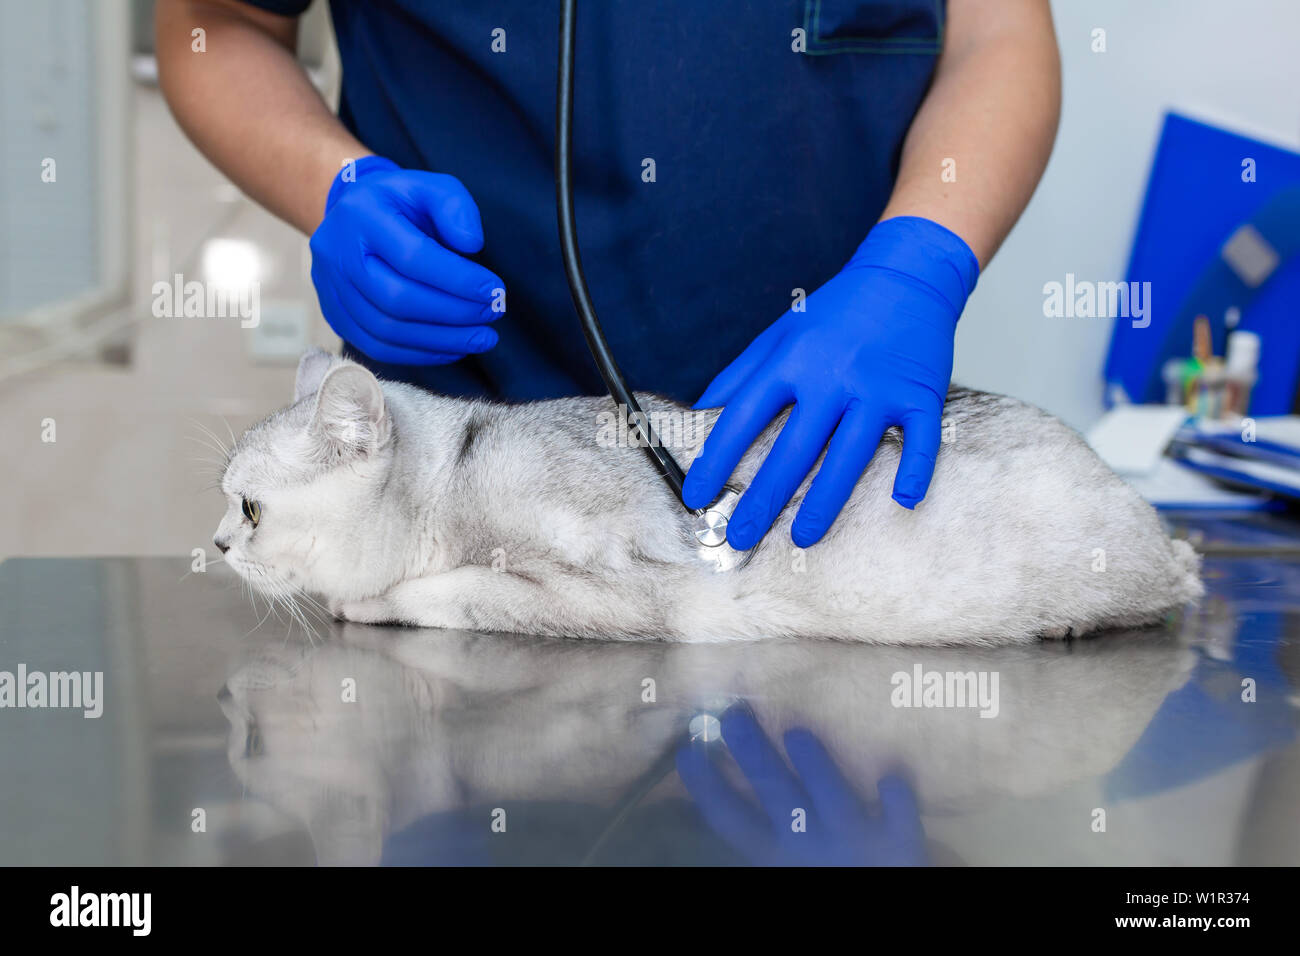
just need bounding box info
[241,497,261,527]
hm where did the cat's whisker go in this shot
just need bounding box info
[178,551,231,584]
[188,418,232,457]
[219,416,239,454]
[255,570,328,645]
[183,432,224,452]
[287,584,331,619]
[185,451,229,467]
[289,587,330,640]
[240,575,280,639]
[184,432,232,467]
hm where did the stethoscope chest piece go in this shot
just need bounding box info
[693,486,754,573]
[688,713,723,742]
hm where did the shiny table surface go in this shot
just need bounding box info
[2,511,1298,866]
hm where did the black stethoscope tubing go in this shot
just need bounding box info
[555,0,698,515]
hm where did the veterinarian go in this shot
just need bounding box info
[157,0,1061,549]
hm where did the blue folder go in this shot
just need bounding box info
[1104,113,1300,415]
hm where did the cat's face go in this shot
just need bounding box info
[218,641,404,865]
[214,350,397,604]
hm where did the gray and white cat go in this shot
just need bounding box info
[212,348,1202,644]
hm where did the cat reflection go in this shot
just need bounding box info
[218,625,1194,865]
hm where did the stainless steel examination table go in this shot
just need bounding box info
[2,512,1298,866]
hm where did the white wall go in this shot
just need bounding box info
[0,88,327,560]
[955,0,1300,431]
[0,0,129,319]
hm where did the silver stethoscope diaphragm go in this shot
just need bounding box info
[688,712,723,742]
[693,485,754,572]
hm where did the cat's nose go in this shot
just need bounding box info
[213,535,230,554]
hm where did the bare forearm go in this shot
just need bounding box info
[879,0,1061,268]
[155,0,370,234]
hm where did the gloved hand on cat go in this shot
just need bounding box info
[683,216,979,551]
[309,156,505,366]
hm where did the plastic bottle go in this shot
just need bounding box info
[1222,330,1260,418]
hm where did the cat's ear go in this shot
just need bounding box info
[294,348,338,404]
[310,362,390,459]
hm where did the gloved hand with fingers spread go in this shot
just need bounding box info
[682,215,979,550]
[309,155,505,366]
[675,705,929,866]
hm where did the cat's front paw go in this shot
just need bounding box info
[331,596,401,626]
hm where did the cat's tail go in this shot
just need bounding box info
[1169,537,1205,603]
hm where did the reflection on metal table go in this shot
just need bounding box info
[1,511,1297,865]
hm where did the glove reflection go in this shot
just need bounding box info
[676,704,928,866]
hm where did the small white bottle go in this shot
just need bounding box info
[1223,330,1260,418]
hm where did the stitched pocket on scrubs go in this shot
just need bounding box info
[802,0,944,55]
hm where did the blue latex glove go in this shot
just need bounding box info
[309,156,505,366]
[676,705,928,866]
[682,216,979,550]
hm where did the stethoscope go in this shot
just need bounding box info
[555,0,751,573]
[579,703,734,866]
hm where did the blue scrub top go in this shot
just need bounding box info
[241,0,946,401]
